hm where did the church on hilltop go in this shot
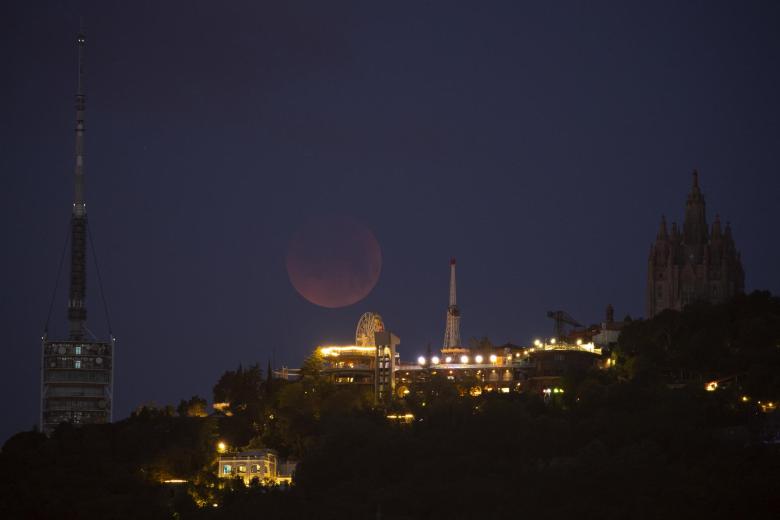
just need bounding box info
[646,170,744,318]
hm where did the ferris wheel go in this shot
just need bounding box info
[355,312,385,347]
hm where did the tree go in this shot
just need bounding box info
[177,395,208,417]
[468,336,494,351]
[213,364,264,413]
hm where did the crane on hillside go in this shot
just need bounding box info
[546,310,582,341]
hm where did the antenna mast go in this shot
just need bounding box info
[443,258,461,348]
[68,30,88,340]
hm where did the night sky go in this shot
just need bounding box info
[3,1,780,443]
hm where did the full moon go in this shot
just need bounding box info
[286,216,382,308]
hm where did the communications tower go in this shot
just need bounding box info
[40,30,114,434]
[442,258,462,351]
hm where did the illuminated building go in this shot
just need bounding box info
[397,344,531,396]
[40,31,114,435]
[647,170,744,317]
[311,310,605,401]
[523,340,603,393]
[217,449,296,485]
[318,313,400,404]
[591,304,629,348]
[399,339,604,397]
[319,345,388,385]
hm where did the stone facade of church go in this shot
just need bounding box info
[646,171,744,317]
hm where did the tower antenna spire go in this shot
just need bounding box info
[68,29,88,339]
[74,28,86,213]
[443,258,461,348]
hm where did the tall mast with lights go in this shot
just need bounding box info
[69,30,88,340]
[40,29,114,434]
[443,258,461,349]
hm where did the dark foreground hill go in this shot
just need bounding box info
[3,292,780,519]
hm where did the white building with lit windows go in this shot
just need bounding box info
[217,449,296,485]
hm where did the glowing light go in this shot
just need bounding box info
[500,387,510,394]
[550,338,556,344]
[741,395,750,402]
[475,355,484,363]
[213,402,231,413]
[445,356,452,363]
[534,339,542,347]
[705,381,718,392]
[386,413,415,422]
[576,338,582,345]
[431,356,440,364]
[417,356,426,365]
[217,441,227,453]
[489,354,498,363]
[460,355,469,364]
[319,345,377,357]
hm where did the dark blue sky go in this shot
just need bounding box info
[2,1,780,442]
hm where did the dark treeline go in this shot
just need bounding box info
[2,292,780,519]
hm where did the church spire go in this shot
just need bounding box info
[683,169,708,245]
[724,221,734,244]
[657,215,668,240]
[711,214,722,239]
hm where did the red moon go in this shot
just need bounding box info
[286,216,382,308]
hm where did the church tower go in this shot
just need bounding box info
[646,170,744,317]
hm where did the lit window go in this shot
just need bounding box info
[222,465,232,474]
[74,360,81,369]
[250,464,260,473]
[238,465,247,473]
[75,346,82,355]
